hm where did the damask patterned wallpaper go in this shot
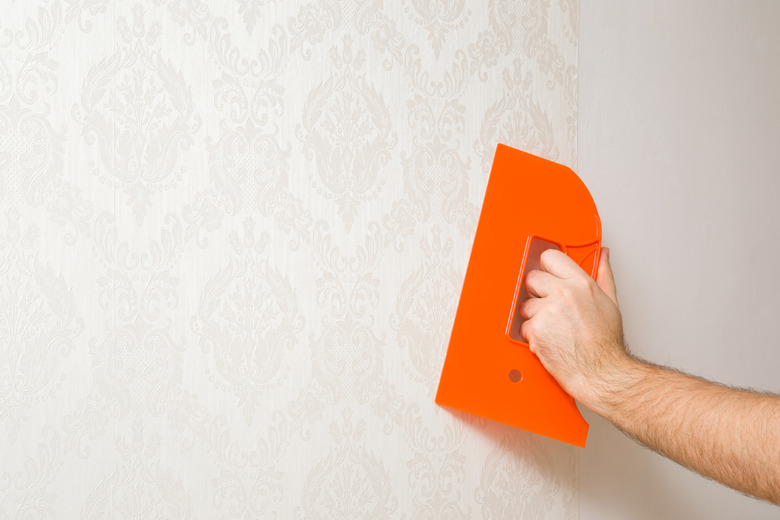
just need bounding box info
[0,0,578,517]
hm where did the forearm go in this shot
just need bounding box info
[592,358,780,504]
[520,248,780,502]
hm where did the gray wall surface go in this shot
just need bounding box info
[578,1,780,518]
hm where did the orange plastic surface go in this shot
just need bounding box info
[435,144,601,447]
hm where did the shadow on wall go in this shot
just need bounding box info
[581,410,738,520]
[442,405,580,515]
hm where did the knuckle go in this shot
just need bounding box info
[576,275,590,289]
[545,301,561,317]
[557,285,572,300]
[563,280,587,300]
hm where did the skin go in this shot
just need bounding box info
[518,247,780,505]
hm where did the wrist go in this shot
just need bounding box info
[585,355,649,420]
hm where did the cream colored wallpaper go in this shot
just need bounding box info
[0,0,578,517]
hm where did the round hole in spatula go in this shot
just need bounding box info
[509,369,522,383]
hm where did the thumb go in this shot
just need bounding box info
[596,247,619,305]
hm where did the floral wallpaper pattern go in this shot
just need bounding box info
[0,0,578,517]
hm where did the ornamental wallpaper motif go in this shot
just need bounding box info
[0,0,579,517]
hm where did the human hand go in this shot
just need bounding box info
[518,247,630,413]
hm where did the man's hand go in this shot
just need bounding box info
[518,246,780,505]
[518,247,628,414]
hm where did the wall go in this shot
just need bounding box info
[578,1,780,518]
[0,1,581,518]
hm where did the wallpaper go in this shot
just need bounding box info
[0,0,579,517]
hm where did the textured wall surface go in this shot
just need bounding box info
[0,0,578,517]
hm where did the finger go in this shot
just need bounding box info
[518,296,543,320]
[524,269,557,298]
[539,248,586,279]
[520,319,535,346]
[596,247,619,305]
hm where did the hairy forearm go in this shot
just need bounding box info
[592,358,780,504]
[520,248,780,502]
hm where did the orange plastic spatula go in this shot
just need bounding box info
[435,144,601,447]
